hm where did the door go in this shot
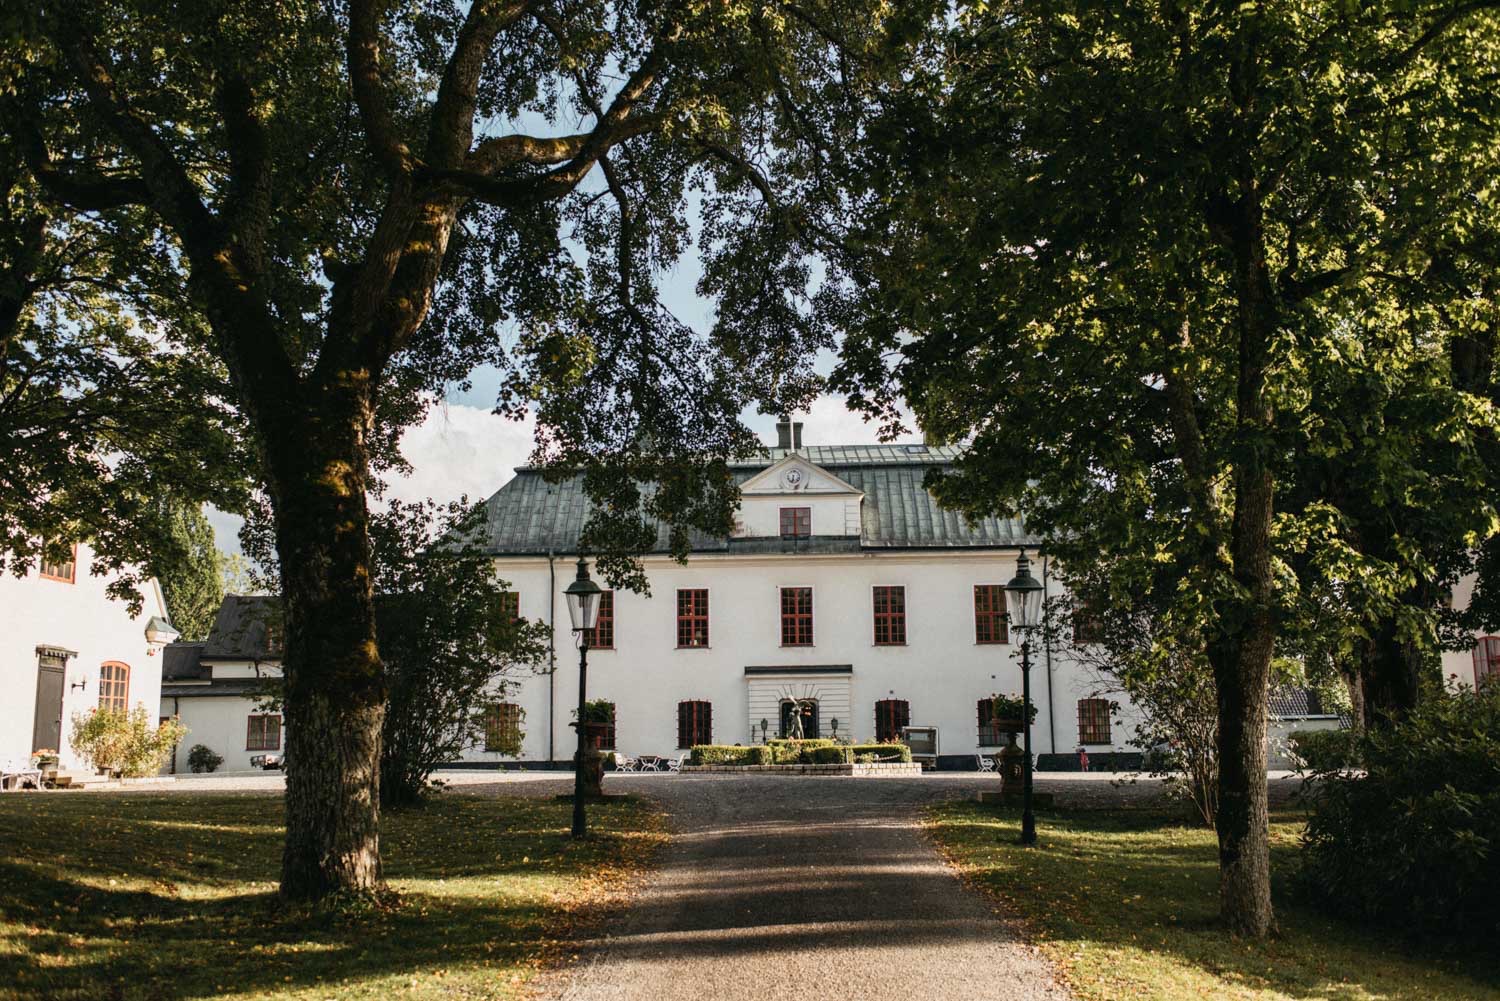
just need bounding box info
[32,663,64,753]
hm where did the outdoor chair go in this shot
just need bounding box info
[663,756,683,773]
[615,755,639,772]
[974,754,996,773]
[638,756,662,772]
[1,760,43,791]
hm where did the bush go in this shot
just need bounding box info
[1297,684,1500,937]
[764,738,835,763]
[846,742,912,763]
[70,707,187,777]
[806,746,852,764]
[689,745,772,766]
[1287,728,1361,772]
[187,744,224,773]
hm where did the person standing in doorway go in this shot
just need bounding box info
[1077,746,1090,772]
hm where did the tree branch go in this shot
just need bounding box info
[348,0,415,179]
[214,72,274,273]
[426,0,533,169]
[7,100,151,211]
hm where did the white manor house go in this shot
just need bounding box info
[473,420,1139,770]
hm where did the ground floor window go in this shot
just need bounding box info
[1474,636,1500,686]
[247,714,282,751]
[677,700,712,748]
[484,702,524,754]
[98,662,129,712]
[874,699,910,742]
[976,698,1005,746]
[1077,698,1112,745]
[780,698,819,739]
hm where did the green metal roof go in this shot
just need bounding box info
[479,447,1034,556]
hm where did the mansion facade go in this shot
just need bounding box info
[473,422,1139,769]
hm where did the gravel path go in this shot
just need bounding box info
[534,773,1074,1001]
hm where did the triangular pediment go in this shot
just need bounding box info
[740,455,863,497]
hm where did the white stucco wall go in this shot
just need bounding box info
[162,692,282,774]
[1442,572,1484,689]
[475,550,1141,764]
[0,543,169,771]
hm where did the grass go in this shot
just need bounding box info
[928,800,1500,1001]
[0,791,664,1001]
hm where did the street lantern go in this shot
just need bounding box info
[566,557,602,839]
[564,558,603,632]
[1004,547,1044,846]
[1005,550,1044,630]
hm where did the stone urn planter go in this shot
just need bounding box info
[573,721,610,798]
[997,732,1025,795]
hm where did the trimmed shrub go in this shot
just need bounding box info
[806,746,852,764]
[846,743,912,763]
[187,744,224,773]
[1287,728,1361,772]
[689,745,772,766]
[70,707,187,777]
[1297,683,1500,937]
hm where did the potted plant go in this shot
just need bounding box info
[989,693,1037,733]
[573,699,615,749]
[30,749,59,773]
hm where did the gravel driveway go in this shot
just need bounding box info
[533,773,1074,1001]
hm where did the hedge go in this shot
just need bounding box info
[847,743,912,763]
[689,745,772,766]
[1287,729,1361,772]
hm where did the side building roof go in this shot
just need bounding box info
[200,595,281,661]
[476,445,1035,556]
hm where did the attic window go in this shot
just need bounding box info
[779,507,811,538]
[904,444,929,454]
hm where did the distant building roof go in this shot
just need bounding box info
[480,446,1034,556]
[161,641,208,681]
[161,677,276,699]
[201,595,281,661]
[1269,687,1336,719]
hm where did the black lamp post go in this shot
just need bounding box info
[1005,548,1044,846]
[563,557,602,839]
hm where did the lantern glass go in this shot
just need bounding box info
[1005,550,1045,630]
[563,558,603,632]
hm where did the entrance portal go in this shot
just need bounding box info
[779,698,820,739]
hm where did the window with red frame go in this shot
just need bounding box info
[874,698,910,742]
[97,662,129,712]
[677,589,709,647]
[780,587,813,646]
[39,543,76,583]
[586,590,615,648]
[247,714,282,751]
[779,507,811,538]
[974,585,1009,644]
[677,700,712,748]
[873,586,906,645]
[1077,698,1112,745]
[1473,637,1500,686]
[483,703,523,752]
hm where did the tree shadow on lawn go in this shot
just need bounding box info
[0,794,655,1001]
[931,801,1500,1001]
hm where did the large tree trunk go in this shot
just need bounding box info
[268,386,385,900]
[1358,605,1429,730]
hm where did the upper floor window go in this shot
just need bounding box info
[484,702,524,753]
[1474,637,1500,687]
[40,543,77,583]
[1073,601,1105,645]
[586,590,615,648]
[499,592,520,621]
[677,700,712,748]
[874,698,910,742]
[677,589,709,648]
[780,587,814,646]
[779,507,811,538]
[974,585,1010,644]
[1077,698,1112,746]
[873,586,906,645]
[98,662,129,712]
[247,714,282,751]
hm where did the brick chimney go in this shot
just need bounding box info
[775,417,804,450]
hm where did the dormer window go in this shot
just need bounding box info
[779,507,811,538]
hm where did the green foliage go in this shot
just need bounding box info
[150,497,225,641]
[688,745,772,766]
[988,694,1037,725]
[1286,730,1361,773]
[69,707,187,778]
[373,500,550,807]
[576,699,617,725]
[186,744,223,774]
[765,738,836,763]
[846,743,911,763]
[806,746,851,764]
[1298,684,1500,937]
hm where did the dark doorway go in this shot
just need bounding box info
[32,656,65,753]
[779,698,820,739]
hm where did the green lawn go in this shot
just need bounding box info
[0,792,663,1001]
[928,801,1500,1001]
